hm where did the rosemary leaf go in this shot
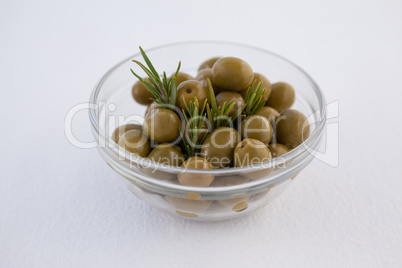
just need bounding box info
[130,46,181,110]
[139,46,160,78]
[243,81,266,116]
[180,98,209,159]
[205,78,239,129]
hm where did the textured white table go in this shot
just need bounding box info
[1,0,401,267]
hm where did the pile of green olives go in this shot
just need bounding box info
[116,55,310,187]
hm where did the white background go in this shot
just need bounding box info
[1,0,402,267]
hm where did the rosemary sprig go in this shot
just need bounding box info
[206,79,243,129]
[180,98,208,158]
[242,81,266,116]
[130,46,181,110]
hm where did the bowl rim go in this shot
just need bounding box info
[89,41,327,188]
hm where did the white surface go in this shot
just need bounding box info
[1,0,402,267]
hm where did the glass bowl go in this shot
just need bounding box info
[89,41,326,221]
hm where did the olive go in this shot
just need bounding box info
[118,129,150,157]
[178,157,214,187]
[148,143,185,166]
[111,124,142,143]
[196,69,224,95]
[176,80,209,112]
[196,68,212,83]
[241,115,273,144]
[234,139,272,167]
[131,78,154,105]
[144,108,181,143]
[165,195,212,216]
[276,109,310,148]
[256,106,280,125]
[212,57,254,91]
[218,195,250,211]
[201,127,240,168]
[268,143,290,158]
[266,82,295,112]
[239,73,272,101]
[173,72,194,86]
[144,102,162,116]
[198,57,220,71]
[211,175,249,187]
[215,91,245,116]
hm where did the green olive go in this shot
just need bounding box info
[212,57,254,91]
[201,127,240,168]
[131,78,154,105]
[173,72,194,87]
[196,68,212,85]
[234,139,272,167]
[211,175,249,187]
[215,91,245,116]
[178,157,214,187]
[198,57,221,71]
[165,195,212,215]
[148,143,185,166]
[144,108,181,143]
[196,68,224,95]
[266,82,295,112]
[268,143,290,158]
[144,102,162,116]
[118,129,150,157]
[218,195,250,211]
[241,115,273,144]
[177,80,209,111]
[239,73,272,101]
[111,124,142,143]
[276,109,310,148]
[256,106,280,125]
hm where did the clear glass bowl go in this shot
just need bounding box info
[89,41,326,221]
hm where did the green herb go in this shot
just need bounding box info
[206,78,243,129]
[242,81,266,116]
[130,46,181,110]
[180,98,208,158]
